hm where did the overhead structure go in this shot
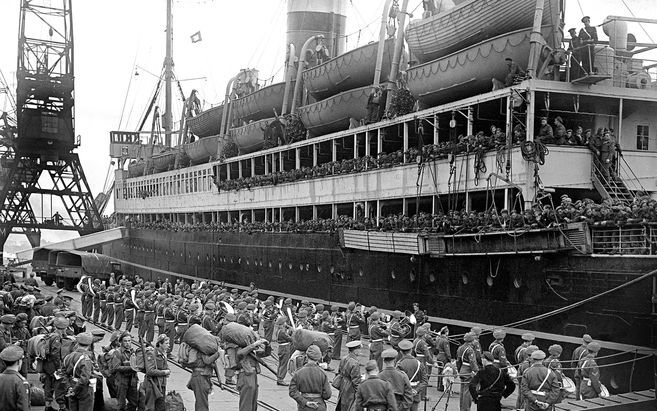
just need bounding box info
[0,0,103,262]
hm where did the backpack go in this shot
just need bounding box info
[98,347,116,378]
[130,346,153,373]
[165,390,186,411]
[27,334,50,359]
[177,342,198,368]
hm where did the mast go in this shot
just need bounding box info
[164,0,174,146]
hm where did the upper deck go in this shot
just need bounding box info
[114,77,657,221]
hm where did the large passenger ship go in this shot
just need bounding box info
[104,0,657,393]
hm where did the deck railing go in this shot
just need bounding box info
[591,223,657,255]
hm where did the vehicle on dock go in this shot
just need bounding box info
[52,250,122,290]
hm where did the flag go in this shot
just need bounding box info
[190,31,202,43]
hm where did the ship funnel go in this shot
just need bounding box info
[287,0,347,59]
[602,16,629,51]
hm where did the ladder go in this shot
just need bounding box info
[591,157,635,204]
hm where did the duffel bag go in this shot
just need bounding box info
[182,324,220,355]
[292,329,332,355]
[218,322,259,348]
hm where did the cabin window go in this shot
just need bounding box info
[637,125,649,150]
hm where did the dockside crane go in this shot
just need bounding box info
[0,0,103,262]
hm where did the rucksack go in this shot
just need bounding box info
[165,390,185,411]
[98,347,116,378]
[27,334,49,359]
[129,346,153,373]
[177,342,198,368]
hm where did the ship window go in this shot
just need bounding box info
[391,270,396,279]
[288,262,293,270]
[637,125,649,150]
[429,273,436,283]
[409,269,416,282]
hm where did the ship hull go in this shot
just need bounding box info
[102,228,655,393]
[407,28,533,107]
[405,0,559,63]
[302,39,395,101]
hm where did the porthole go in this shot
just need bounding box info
[299,264,304,271]
[288,262,293,270]
[268,261,272,268]
[317,265,322,273]
[429,274,436,283]
[359,268,364,277]
[391,270,396,279]
[330,265,335,274]
[305,264,310,271]
[246,259,250,266]
[409,270,416,282]
[462,273,469,285]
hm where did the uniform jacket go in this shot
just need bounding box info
[489,341,508,368]
[396,354,427,403]
[578,356,601,398]
[288,362,332,411]
[378,366,413,410]
[336,353,361,411]
[520,363,561,410]
[355,376,397,411]
[0,369,30,411]
[468,364,515,402]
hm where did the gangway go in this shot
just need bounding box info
[15,227,127,261]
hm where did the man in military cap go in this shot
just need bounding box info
[469,351,515,411]
[105,289,115,329]
[201,303,218,334]
[578,342,602,399]
[336,340,362,411]
[163,299,178,357]
[42,316,69,411]
[355,360,397,411]
[388,310,405,352]
[516,345,538,410]
[330,306,345,360]
[378,348,413,410]
[0,314,15,353]
[135,292,146,336]
[489,329,508,370]
[515,333,535,364]
[0,345,30,411]
[368,312,389,371]
[289,345,332,411]
[111,333,139,411]
[155,295,167,336]
[345,302,365,343]
[235,336,268,411]
[572,334,592,400]
[297,310,311,330]
[24,272,38,287]
[579,16,598,74]
[397,339,427,411]
[144,334,171,411]
[142,291,156,343]
[457,332,479,411]
[520,350,561,410]
[12,313,30,377]
[186,337,224,411]
[114,290,125,331]
[260,299,276,342]
[63,332,97,411]
[435,326,451,392]
[276,315,293,386]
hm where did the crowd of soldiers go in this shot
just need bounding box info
[131,194,657,239]
[0,270,613,411]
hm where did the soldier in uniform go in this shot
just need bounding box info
[435,326,451,392]
[235,337,268,411]
[144,334,171,411]
[111,333,139,411]
[91,281,101,323]
[388,310,405,352]
[345,302,365,342]
[355,360,397,411]
[105,289,115,328]
[135,292,146,337]
[288,345,332,411]
[0,314,15,352]
[368,312,389,371]
[114,291,125,331]
[174,301,189,345]
[13,313,30,377]
[62,332,97,411]
[276,316,293,386]
[297,311,311,330]
[515,333,535,364]
[24,272,38,287]
[336,340,362,411]
[489,329,508,370]
[155,295,166,336]
[42,316,69,411]
[468,351,515,411]
[163,299,177,357]
[516,345,538,410]
[124,293,137,333]
[201,303,218,334]
[142,292,156,343]
[378,349,413,411]
[0,345,30,411]
[187,340,223,411]
[456,332,479,411]
[397,339,427,411]
[330,306,345,360]
[520,350,561,411]
[571,334,592,400]
[578,342,602,399]
[260,300,276,341]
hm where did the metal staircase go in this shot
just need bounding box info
[591,156,642,204]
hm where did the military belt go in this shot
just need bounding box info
[371,339,383,342]
[145,311,155,313]
[278,342,290,346]
[301,393,322,398]
[178,323,188,326]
